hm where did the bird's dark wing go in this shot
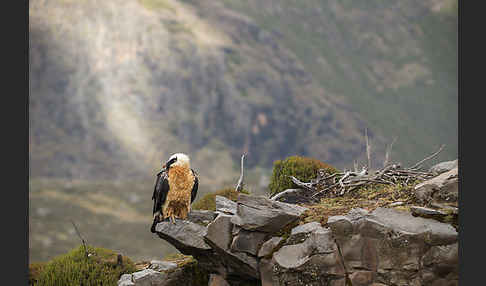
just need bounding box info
[152,169,169,215]
[190,169,199,203]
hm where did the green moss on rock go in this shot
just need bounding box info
[268,156,338,196]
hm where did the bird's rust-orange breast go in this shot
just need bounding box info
[167,166,194,202]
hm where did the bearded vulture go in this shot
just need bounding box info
[150,153,198,232]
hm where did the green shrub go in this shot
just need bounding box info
[192,187,249,211]
[268,156,338,196]
[30,245,136,286]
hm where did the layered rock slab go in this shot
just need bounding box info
[230,194,308,233]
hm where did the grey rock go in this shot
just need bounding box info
[429,159,458,175]
[414,167,458,205]
[205,214,234,251]
[208,274,230,286]
[230,194,308,233]
[155,219,211,251]
[221,249,260,279]
[290,221,322,236]
[118,274,135,286]
[273,226,335,269]
[118,280,135,286]
[364,207,457,246]
[258,237,283,258]
[131,269,166,286]
[230,229,267,256]
[187,210,218,225]
[215,196,237,215]
[273,241,312,269]
[420,243,459,285]
[422,243,459,274]
[327,215,353,236]
[327,208,369,236]
[410,206,446,217]
[149,260,178,272]
[259,258,277,286]
[204,214,261,279]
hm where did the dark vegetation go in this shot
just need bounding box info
[268,156,338,196]
[29,245,136,286]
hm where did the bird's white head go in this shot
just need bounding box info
[166,153,191,169]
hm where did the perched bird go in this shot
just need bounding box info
[150,153,198,232]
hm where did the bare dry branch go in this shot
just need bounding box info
[274,142,441,201]
[235,153,246,192]
[365,128,371,171]
[288,175,316,192]
[409,144,445,170]
[383,136,398,168]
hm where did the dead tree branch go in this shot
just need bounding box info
[408,144,445,170]
[383,136,398,168]
[365,128,371,171]
[235,154,246,192]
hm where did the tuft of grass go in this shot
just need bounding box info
[268,156,338,196]
[30,245,136,286]
[192,187,249,211]
[163,253,196,268]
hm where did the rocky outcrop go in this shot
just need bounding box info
[149,194,307,285]
[133,178,458,286]
[266,207,458,286]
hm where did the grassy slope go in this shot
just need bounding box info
[29,179,178,263]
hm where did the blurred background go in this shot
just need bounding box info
[29,0,457,263]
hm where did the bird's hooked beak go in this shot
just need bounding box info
[161,158,175,171]
[157,161,170,175]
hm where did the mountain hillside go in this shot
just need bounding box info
[216,0,458,163]
[29,0,376,185]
